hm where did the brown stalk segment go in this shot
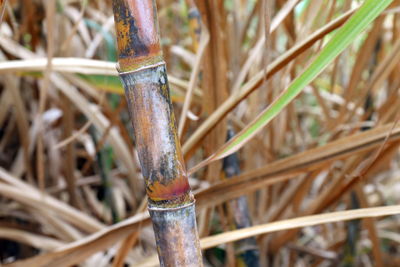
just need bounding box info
[120,65,192,205]
[112,0,163,72]
[112,0,202,265]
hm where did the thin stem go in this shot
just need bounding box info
[0,0,7,24]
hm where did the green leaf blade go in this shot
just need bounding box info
[214,0,393,160]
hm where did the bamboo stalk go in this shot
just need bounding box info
[111,0,202,266]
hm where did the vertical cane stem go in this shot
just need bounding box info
[111,0,203,265]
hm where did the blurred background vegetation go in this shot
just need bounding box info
[0,0,400,266]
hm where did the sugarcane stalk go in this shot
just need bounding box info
[185,0,201,52]
[223,129,260,267]
[111,0,202,266]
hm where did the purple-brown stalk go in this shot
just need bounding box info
[111,0,202,265]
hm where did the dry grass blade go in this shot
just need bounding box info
[0,227,65,251]
[0,86,11,125]
[50,73,141,194]
[3,122,400,265]
[111,230,139,267]
[182,8,356,156]
[178,23,209,136]
[5,213,150,267]
[195,123,400,207]
[231,0,300,95]
[0,168,104,232]
[0,0,7,24]
[0,58,118,75]
[7,124,400,265]
[10,201,400,267]
[191,0,391,171]
[200,205,400,249]
[53,121,92,149]
[3,73,31,178]
[133,205,400,267]
[0,57,191,99]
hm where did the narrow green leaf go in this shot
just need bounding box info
[214,0,392,161]
[79,74,124,94]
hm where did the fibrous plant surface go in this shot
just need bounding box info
[0,0,399,266]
